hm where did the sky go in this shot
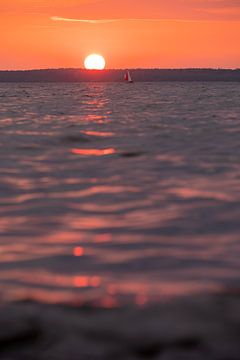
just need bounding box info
[1,0,240,69]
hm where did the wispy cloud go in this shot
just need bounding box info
[51,16,118,23]
[51,16,199,23]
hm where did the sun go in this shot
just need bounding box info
[84,54,106,70]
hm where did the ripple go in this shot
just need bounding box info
[61,134,91,143]
[1,82,240,304]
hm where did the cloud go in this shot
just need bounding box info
[50,16,199,23]
[51,16,118,23]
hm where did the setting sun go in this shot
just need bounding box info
[84,54,106,70]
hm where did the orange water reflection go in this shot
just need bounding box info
[0,270,101,289]
[73,276,89,288]
[73,276,101,288]
[71,148,116,156]
[85,114,110,123]
[82,130,114,137]
[0,266,222,306]
[169,187,232,201]
[73,247,84,257]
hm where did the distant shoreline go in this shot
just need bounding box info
[0,68,240,82]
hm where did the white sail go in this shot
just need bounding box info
[127,70,132,82]
[124,70,133,83]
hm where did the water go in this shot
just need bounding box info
[0,82,240,305]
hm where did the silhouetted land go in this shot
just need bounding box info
[0,68,240,82]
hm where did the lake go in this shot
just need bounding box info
[0,82,240,305]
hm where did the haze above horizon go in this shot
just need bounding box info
[1,0,240,70]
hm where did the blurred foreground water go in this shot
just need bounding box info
[0,82,240,305]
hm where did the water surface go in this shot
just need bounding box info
[1,82,240,305]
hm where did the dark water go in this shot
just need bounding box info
[0,82,240,305]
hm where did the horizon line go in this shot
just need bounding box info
[1,67,239,72]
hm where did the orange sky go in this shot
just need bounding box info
[1,0,240,69]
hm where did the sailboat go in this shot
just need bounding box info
[124,70,133,83]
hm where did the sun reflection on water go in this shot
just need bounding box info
[71,148,116,156]
[73,247,84,257]
[73,276,101,288]
[81,130,114,137]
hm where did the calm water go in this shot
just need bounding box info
[0,82,240,305]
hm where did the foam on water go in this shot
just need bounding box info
[0,82,240,305]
